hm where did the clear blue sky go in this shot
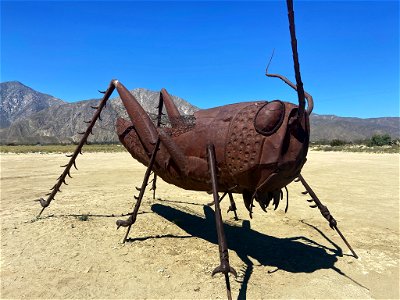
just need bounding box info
[1,1,399,118]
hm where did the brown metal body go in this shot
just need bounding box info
[116,96,309,211]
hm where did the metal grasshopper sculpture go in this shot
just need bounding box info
[37,0,357,298]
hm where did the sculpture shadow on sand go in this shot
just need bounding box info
[150,203,359,299]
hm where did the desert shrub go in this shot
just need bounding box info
[330,139,347,146]
[77,214,89,221]
[367,134,392,146]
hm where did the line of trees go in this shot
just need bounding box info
[314,134,398,147]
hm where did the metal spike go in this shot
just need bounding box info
[310,204,318,208]
[45,192,52,196]
[66,154,73,157]
[98,114,102,121]
[260,202,267,212]
[98,90,106,94]
[84,120,91,124]
[67,170,72,178]
[284,186,289,213]
[307,199,313,202]
[273,193,280,210]
[302,191,309,195]
[134,196,139,200]
[73,161,78,170]
[63,179,68,185]
[78,131,85,135]
[265,194,272,208]
[91,105,99,109]
[61,164,68,167]
[135,187,141,191]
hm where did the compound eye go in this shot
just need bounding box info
[254,101,285,136]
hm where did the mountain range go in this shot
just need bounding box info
[0,81,398,145]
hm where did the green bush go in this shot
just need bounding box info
[368,134,392,146]
[77,214,89,221]
[330,139,347,146]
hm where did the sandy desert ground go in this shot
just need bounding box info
[1,150,399,299]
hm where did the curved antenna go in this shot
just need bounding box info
[265,48,275,75]
[266,72,314,115]
[265,50,314,115]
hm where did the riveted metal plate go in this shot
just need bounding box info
[225,102,266,177]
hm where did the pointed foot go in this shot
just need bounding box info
[207,200,215,206]
[36,198,49,208]
[116,216,135,229]
[35,196,52,217]
[212,263,237,278]
[227,205,239,220]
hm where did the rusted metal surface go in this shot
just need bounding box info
[36,0,358,298]
[116,96,309,201]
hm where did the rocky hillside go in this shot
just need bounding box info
[0,81,64,128]
[0,85,198,145]
[0,81,398,145]
[310,114,399,142]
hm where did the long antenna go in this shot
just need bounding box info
[286,0,306,121]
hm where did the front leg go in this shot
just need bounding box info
[298,174,358,259]
[116,138,161,243]
[207,144,237,300]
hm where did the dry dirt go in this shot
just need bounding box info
[1,151,399,299]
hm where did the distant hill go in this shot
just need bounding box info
[310,114,399,142]
[0,82,198,145]
[0,81,398,145]
[0,81,64,128]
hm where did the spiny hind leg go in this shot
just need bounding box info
[37,80,117,216]
[37,80,193,217]
[37,80,179,216]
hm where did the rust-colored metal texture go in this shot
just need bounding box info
[117,96,310,212]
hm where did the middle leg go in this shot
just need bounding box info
[207,144,237,300]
